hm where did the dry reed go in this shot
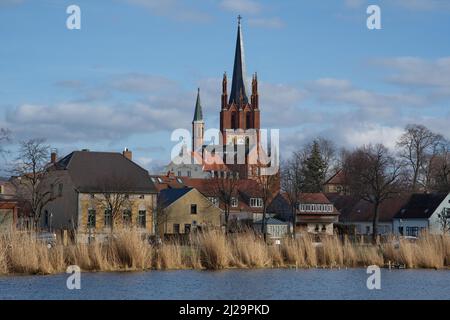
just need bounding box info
[0,229,449,275]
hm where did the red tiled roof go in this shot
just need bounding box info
[324,169,345,185]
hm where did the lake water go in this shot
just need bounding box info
[1,269,449,300]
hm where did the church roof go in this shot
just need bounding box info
[193,88,203,122]
[229,17,249,105]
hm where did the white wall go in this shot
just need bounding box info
[392,219,428,236]
[428,193,450,234]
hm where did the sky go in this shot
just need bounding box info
[1,0,449,174]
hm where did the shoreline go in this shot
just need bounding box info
[2,265,450,278]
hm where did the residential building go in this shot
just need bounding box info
[253,217,289,240]
[150,174,280,231]
[323,169,347,194]
[338,195,411,236]
[393,193,450,236]
[157,187,222,235]
[268,192,340,235]
[0,179,19,231]
[42,149,158,243]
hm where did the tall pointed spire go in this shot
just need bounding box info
[229,15,249,105]
[193,88,203,121]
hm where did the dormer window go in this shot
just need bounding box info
[250,198,263,208]
[208,197,219,207]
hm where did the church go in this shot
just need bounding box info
[165,17,267,180]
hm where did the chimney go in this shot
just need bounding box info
[50,149,57,164]
[123,148,132,161]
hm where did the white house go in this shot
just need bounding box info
[393,193,450,236]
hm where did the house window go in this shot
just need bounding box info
[208,197,219,207]
[173,224,180,234]
[231,197,238,208]
[366,226,371,234]
[177,171,182,177]
[87,209,96,228]
[58,184,63,197]
[187,171,191,177]
[191,204,197,214]
[185,224,191,234]
[104,209,112,227]
[138,210,146,228]
[250,198,263,208]
[50,184,55,198]
[44,210,49,227]
[398,226,404,236]
[406,227,419,237]
[123,210,132,226]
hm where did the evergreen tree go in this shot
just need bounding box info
[301,141,326,193]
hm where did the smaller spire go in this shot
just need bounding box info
[193,88,203,121]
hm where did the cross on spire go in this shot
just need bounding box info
[238,15,242,25]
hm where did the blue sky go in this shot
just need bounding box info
[1,0,450,173]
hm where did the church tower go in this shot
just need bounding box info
[192,88,204,152]
[220,16,260,147]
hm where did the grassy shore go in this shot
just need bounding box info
[1,229,449,275]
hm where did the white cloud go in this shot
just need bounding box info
[4,101,191,143]
[340,123,404,150]
[375,57,450,93]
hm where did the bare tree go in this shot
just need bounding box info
[11,138,57,229]
[210,172,240,235]
[397,124,444,192]
[429,141,450,193]
[92,175,134,233]
[255,163,280,243]
[155,194,170,238]
[281,155,303,238]
[0,128,11,157]
[343,144,403,244]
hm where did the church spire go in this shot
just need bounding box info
[229,15,249,105]
[193,88,203,121]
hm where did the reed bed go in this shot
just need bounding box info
[0,229,449,275]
